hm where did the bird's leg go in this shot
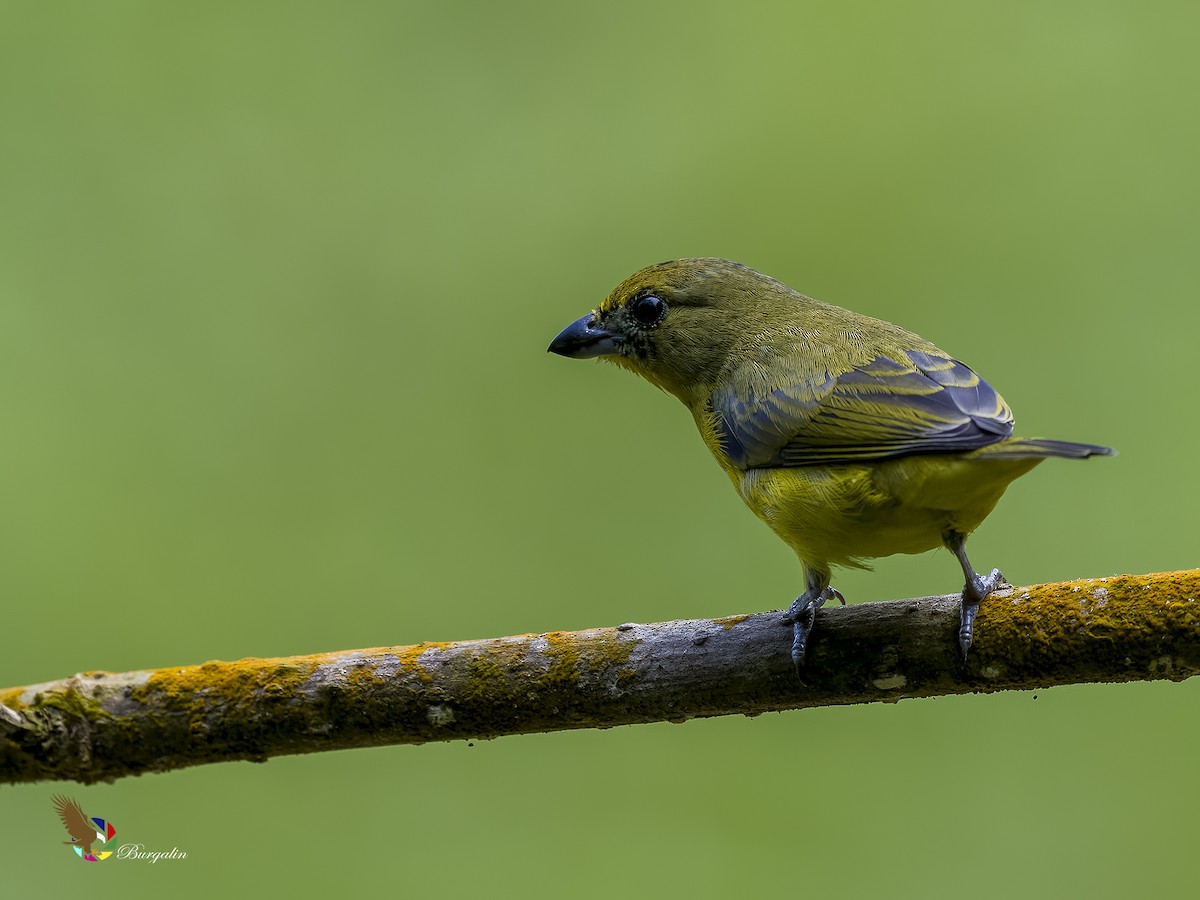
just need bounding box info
[944,530,1005,659]
[784,568,844,670]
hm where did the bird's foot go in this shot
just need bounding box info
[959,567,1005,659]
[785,586,844,670]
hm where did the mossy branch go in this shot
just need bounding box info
[1,569,1197,784]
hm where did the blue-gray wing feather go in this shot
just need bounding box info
[715,350,1013,469]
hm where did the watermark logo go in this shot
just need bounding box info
[50,795,189,863]
[51,795,117,862]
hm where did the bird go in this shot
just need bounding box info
[52,794,102,858]
[548,258,1114,668]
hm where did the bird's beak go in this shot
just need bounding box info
[548,313,618,359]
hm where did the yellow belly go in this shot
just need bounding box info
[730,454,1043,571]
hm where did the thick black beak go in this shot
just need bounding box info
[548,313,618,359]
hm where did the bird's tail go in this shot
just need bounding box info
[975,437,1116,460]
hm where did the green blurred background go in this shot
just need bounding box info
[1,2,1195,895]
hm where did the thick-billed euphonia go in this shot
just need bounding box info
[549,258,1113,667]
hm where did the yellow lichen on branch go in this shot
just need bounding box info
[970,571,1199,679]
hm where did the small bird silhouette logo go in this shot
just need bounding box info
[51,794,116,861]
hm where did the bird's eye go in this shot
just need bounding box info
[631,294,667,327]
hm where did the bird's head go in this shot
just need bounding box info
[548,258,801,403]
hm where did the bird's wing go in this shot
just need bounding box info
[714,350,1013,468]
[52,794,96,841]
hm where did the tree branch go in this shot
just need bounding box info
[2,569,1196,784]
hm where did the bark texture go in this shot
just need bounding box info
[2,569,1196,784]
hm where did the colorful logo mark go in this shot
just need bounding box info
[51,795,117,862]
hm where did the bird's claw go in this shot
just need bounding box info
[791,609,816,671]
[958,603,978,660]
[959,567,1005,659]
[786,586,844,670]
